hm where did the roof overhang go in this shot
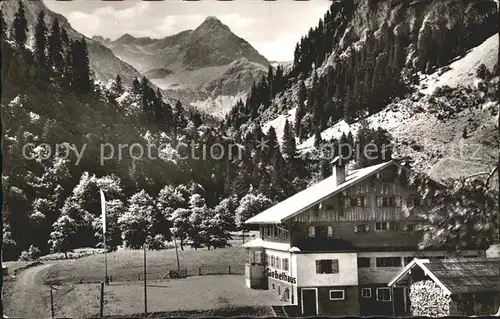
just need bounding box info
[245,161,396,225]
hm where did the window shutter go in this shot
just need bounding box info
[327,226,333,237]
[308,226,315,237]
[332,260,339,273]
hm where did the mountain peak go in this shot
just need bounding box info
[204,16,222,23]
[196,16,229,33]
[115,33,137,44]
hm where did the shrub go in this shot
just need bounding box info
[476,64,492,80]
[18,245,42,261]
[149,234,166,250]
[409,280,451,317]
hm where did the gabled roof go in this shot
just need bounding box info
[388,258,500,294]
[245,161,395,224]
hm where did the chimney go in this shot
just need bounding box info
[331,156,348,187]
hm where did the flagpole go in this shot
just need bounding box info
[100,190,109,285]
[104,231,108,285]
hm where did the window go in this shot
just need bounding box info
[357,257,371,268]
[266,255,270,266]
[327,226,334,238]
[395,196,402,207]
[376,257,402,267]
[408,197,422,207]
[274,225,278,237]
[276,257,282,270]
[308,226,315,238]
[278,285,281,295]
[388,221,398,230]
[271,256,275,267]
[283,258,289,271]
[377,196,397,207]
[345,197,351,208]
[254,251,262,264]
[355,224,369,233]
[245,250,251,263]
[272,283,275,291]
[315,226,329,238]
[376,288,391,302]
[329,290,345,300]
[403,224,415,232]
[316,259,339,274]
[357,197,367,207]
[361,288,372,298]
[375,222,388,231]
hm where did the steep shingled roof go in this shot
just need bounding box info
[245,161,395,224]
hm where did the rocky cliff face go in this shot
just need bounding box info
[2,0,141,85]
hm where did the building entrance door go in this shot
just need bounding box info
[393,287,406,315]
[301,288,317,316]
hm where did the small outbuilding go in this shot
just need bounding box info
[388,257,500,316]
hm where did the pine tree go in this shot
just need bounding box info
[314,128,322,149]
[48,19,63,74]
[34,11,48,70]
[265,126,279,164]
[13,0,28,48]
[113,74,124,95]
[282,119,297,160]
[267,64,274,97]
[131,77,141,95]
[70,38,92,93]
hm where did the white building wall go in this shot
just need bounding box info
[294,252,358,287]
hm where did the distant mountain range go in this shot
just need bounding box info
[93,16,271,117]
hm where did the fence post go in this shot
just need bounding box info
[229,265,231,274]
[99,281,104,318]
[199,266,202,276]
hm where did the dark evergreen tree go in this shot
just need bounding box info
[70,38,92,93]
[267,64,274,97]
[13,0,28,48]
[113,74,124,95]
[264,126,279,164]
[131,77,141,95]
[282,120,297,160]
[314,128,322,149]
[48,19,63,74]
[34,11,48,70]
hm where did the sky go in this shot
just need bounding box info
[43,0,331,62]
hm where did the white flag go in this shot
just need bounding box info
[100,189,106,234]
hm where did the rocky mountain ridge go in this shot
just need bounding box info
[93,16,269,117]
